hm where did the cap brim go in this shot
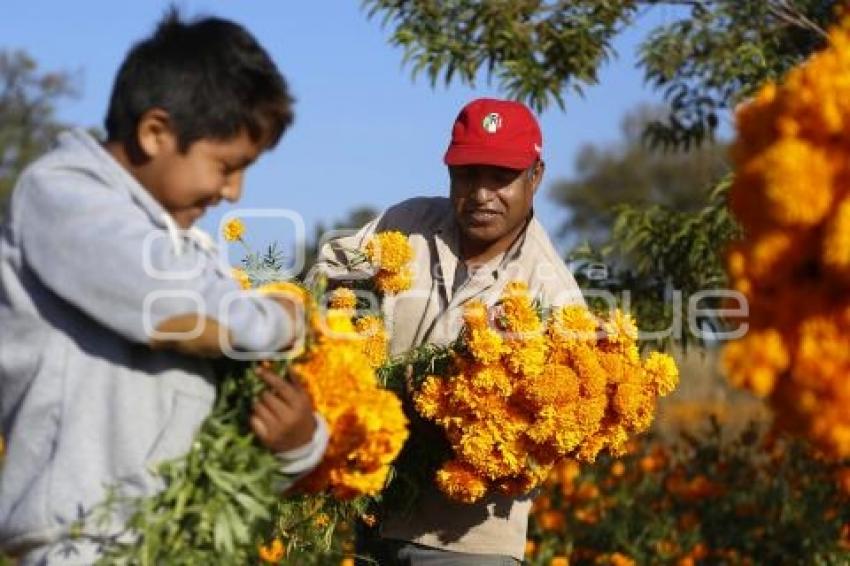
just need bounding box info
[444,145,537,170]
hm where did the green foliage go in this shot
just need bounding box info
[527,422,850,565]
[363,0,634,112]
[91,365,282,565]
[570,179,741,350]
[0,50,76,218]
[375,342,457,517]
[640,0,835,149]
[363,0,838,148]
[552,105,728,247]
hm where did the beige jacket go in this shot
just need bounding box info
[312,196,584,559]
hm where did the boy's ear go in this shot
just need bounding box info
[136,108,178,158]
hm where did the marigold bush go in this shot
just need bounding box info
[725,13,850,459]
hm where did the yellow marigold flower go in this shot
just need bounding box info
[519,364,580,408]
[748,230,802,281]
[538,509,566,531]
[256,281,307,303]
[258,538,285,563]
[726,245,747,279]
[500,282,541,333]
[413,376,447,420]
[355,315,388,367]
[463,299,490,330]
[466,327,506,365]
[751,137,834,227]
[505,335,547,378]
[222,218,246,242]
[324,308,357,336]
[722,328,789,397]
[468,365,513,396]
[823,197,850,274]
[329,287,358,311]
[794,314,850,387]
[340,558,355,566]
[549,557,569,566]
[231,267,251,290]
[365,231,414,273]
[609,552,636,566]
[602,310,638,347]
[548,304,598,346]
[644,352,679,397]
[374,266,413,295]
[435,460,488,503]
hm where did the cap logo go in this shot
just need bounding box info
[482,112,502,134]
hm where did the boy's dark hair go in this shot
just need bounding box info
[105,8,293,151]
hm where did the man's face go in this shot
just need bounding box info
[143,130,263,229]
[449,163,541,249]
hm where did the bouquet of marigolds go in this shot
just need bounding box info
[88,222,410,565]
[386,281,678,504]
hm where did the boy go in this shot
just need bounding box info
[313,98,585,564]
[0,11,326,564]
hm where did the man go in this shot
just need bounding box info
[313,98,584,564]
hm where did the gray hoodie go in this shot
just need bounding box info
[0,129,327,563]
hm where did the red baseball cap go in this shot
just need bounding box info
[443,98,542,170]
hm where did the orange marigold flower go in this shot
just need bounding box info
[463,299,490,330]
[330,287,358,311]
[750,136,834,227]
[374,266,413,295]
[466,327,506,365]
[435,460,488,503]
[355,315,388,367]
[258,538,285,563]
[365,231,413,273]
[823,197,850,274]
[644,351,679,396]
[609,552,636,566]
[722,328,789,397]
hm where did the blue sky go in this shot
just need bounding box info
[2,1,693,262]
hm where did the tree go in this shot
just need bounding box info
[552,105,728,248]
[0,50,75,218]
[363,0,835,148]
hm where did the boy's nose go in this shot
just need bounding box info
[221,171,245,202]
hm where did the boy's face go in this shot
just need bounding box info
[135,114,264,229]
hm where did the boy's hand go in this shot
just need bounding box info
[250,366,317,453]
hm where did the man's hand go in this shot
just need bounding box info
[250,366,317,453]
